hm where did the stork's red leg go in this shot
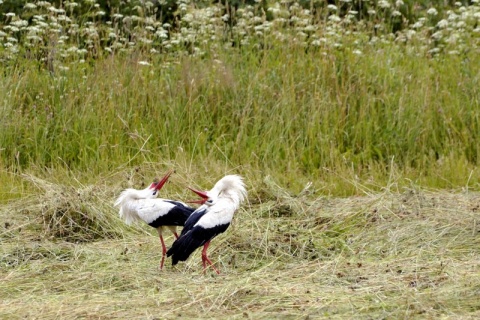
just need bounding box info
[173,232,179,239]
[201,241,220,274]
[159,235,167,270]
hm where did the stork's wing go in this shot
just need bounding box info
[147,201,195,228]
[166,220,230,264]
[133,199,179,225]
[180,207,208,236]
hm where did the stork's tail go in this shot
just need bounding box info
[167,231,203,265]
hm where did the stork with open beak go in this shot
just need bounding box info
[114,170,196,270]
[167,175,247,274]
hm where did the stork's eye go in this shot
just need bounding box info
[206,199,213,204]
[152,191,157,196]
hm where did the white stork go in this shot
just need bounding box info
[167,175,247,274]
[114,170,196,270]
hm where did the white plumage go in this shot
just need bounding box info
[116,190,184,225]
[167,175,247,274]
[114,171,195,270]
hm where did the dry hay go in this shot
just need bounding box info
[1,174,480,319]
[1,174,126,242]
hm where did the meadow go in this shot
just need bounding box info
[1,0,480,318]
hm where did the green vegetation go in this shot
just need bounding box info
[1,0,479,193]
[1,0,479,318]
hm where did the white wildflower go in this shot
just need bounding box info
[378,0,391,9]
[26,35,42,42]
[431,31,443,40]
[65,2,79,8]
[155,29,168,39]
[406,29,416,39]
[140,38,152,44]
[328,15,341,22]
[182,14,193,22]
[427,8,438,16]
[3,26,19,32]
[138,61,151,66]
[412,21,423,29]
[395,0,404,6]
[6,12,15,17]
[352,49,362,55]
[37,2,51,7]
[24,3,37,9]
[57,15,70,21]
[437,19,448,28]
[11,20,28,28]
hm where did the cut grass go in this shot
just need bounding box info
[1,173,479,319]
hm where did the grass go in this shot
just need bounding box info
[1,171,479,318]
[1,1,480,193]
[1,46,479,193]
[1,1,480,318]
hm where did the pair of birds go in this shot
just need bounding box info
[114,170,247,274]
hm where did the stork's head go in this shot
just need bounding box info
[145,169,173,198]
[187,175,247,208]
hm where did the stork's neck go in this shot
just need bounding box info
[218,191,242,211]
[115,188,154,207]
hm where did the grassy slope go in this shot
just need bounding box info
[1,174,479,319]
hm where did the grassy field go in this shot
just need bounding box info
[1,171,479,318]
[1,0,480,318]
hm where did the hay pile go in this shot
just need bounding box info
[1,174,126,242]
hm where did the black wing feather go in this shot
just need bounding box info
[147,202,195,228]
[167,223,230,265]
[179,207,208,236]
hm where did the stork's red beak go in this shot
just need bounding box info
[153,169,174,191]
[187,187,209,204]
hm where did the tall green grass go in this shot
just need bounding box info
[1,43,479,193]
[1,2,479,194]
